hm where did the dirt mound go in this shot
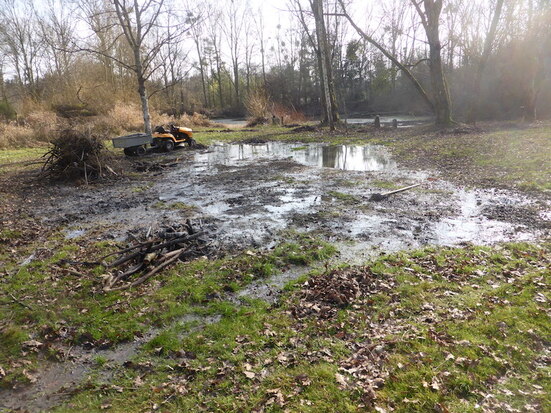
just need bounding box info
[292,267,393,319]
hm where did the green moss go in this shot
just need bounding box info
[327,190,359,203]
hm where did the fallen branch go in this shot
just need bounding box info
[369,183,422,201]
[99,222,209,291]
[7,293,34,311]
[105,247,188,291]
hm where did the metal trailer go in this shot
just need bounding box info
[111,133,153,156]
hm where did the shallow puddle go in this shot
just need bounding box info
[159,142,549,257]
[195,142,398,172]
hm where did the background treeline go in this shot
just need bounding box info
[0,0,550,126]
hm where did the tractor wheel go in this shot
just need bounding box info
[163,139,175,152]
[187,138,196,147]
[135,146,147,156]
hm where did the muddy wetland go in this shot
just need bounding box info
[1,126,550,413]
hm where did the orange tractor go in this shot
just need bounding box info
[152,125,195,152]
[112,124,195,156]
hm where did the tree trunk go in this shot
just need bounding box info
[312,0,336,130]
[138,74,152,135]
[414,0,453,126]
[195,40,209,108]
[428,40,452,126]
[467,0,504,124]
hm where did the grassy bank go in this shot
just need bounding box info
[51,242,550,412]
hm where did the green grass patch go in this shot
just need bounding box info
[327,190,359,203]
[0,230,336,388]
[51,242,549,412]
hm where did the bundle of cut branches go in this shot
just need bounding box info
[42,129,116,182]
[102,221,208,291]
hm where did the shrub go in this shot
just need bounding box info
[245,88,270,120]
[0,100,17,121]
[0,123,35,149]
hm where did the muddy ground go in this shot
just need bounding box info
[3,140,549,256]
[0,131,550,412]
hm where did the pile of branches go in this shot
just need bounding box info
[42,129,116,182]
[102,221,208,291]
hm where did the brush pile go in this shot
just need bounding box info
[102,221,209,291]
[42,129,116,182]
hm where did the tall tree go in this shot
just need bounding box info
[222,0,247,107]
[79,0,185,134]
[410,0,453,126]
[311,0,338,129]
[467,0,505,124]
[187,2,209,108]
[0,0,43,98]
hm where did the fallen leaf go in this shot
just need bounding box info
[335,372,347,387]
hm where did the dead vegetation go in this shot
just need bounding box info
[41,129,117,182]
[101,221,209,291]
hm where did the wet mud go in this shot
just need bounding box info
[2,141,550,411]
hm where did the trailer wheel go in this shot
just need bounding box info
[124,147,135,156]
[135,146,147,156]
[163,139,175,152]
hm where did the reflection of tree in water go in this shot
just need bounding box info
[322,146,337,168]
[202,143,396,171]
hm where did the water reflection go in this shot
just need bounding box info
[195,142,397,172]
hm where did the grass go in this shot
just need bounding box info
[50,242,550,412]
[153,200,198,212]
[327,190,359,203]
[386,123,551,192]
[371,180,402,190]
[0,230,336,388]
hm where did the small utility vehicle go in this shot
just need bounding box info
[111,125,195,156]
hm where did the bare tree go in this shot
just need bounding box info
[222,0,247,107]
[206,9,224,108]
[337,0,435,114]
[410,0,453,126]
[467,0,505,124]
[291,0,339,128]
[186,2,209,108]
[79,0,185,134]
[0,0,44,98]
[38,0,76,79]
[312,0,337,129]
[253,9,267,89]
